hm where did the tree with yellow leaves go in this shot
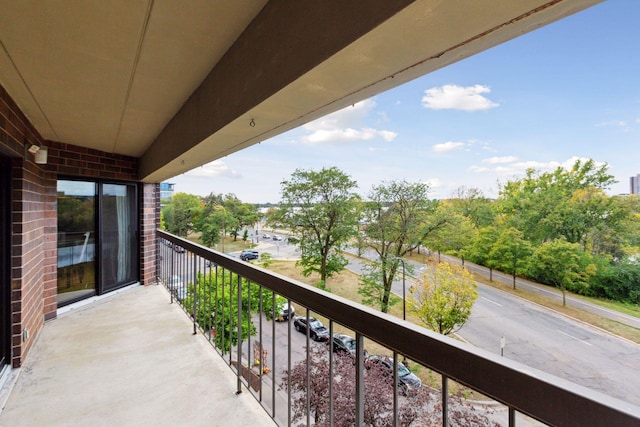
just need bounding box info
[409,262,478,335]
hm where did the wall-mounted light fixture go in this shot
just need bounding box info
[25,139,48,164]
[34,146,48,164]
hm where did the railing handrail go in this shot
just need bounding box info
[156,230,640,426]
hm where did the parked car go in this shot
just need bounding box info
[365,355,422,395]
[293,316,330,341]
[239,250,259,261]
[330,333,357,355]
[275,302,295,321]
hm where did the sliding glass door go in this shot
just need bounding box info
[57,181,97,306]
[101,183,137,291]
[57,180,138,307]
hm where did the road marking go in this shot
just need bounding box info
[557,329,592,346]
[481,296,502,307]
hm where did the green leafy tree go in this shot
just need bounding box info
[184,270,254,352]
[200,205,235,249]
[488,227,533,289]
[184,270,285,351]
[221,193,259,241]
[447,186,497,228]
[361,180,445,312]
[409,262,478,335]
[358,259,401,311]
[278,167,360,283]
[528,238,597,306]
[497,159,616,246]
[162,192,202,237]
[466,226,500,280]
[430,210,477,266]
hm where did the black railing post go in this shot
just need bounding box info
[329,321,334,427]
[355,332,364,426]
[442,375,448,426]
[236,273,242,394]
[192,253,197,335]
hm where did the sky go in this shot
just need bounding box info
[170,1,640,204]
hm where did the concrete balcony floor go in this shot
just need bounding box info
[0,284,275,427]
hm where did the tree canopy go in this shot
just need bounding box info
[277,167,360,283]
[409,262,478,335]
[360,180,444,312]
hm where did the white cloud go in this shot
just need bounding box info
[424,178,442,189]
[300,99,397,144]
[483,156,518,164]
[433,141,465,152]
[185,160,241,179]
[422,84,499,111]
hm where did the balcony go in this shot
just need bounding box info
[0,284,274,427]
[1,231,638,426]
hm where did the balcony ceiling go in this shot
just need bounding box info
[0,0,601,182]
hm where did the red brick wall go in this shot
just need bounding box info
[0,84,159,368]
[141,183,160,286]
[1,84,49,368]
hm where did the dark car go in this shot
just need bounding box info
[366,355,422,395]
[293,316,330,341]
[239,250,259,261]
[330,333,357,355]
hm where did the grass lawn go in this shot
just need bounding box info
[187,232,257,253]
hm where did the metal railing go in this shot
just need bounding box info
[156,230,640,426]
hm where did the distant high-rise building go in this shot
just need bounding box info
[160,182,175,206]
[631,175,640,195]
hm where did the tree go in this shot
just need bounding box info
[358,259,401,311]
[200,205,235,249]
[221,193,259,241]
[184,269,285,351]
[466,226,500,280]
[278,167,360,283]
[528,238,597,306]
[447,186,497,228]
[497,158,617,246]
[360,180,444,312]
[488,227,533,289]
[282,345,496,426]
[409,262,478,335]
[428,208,477,266]
[161,192,202,237]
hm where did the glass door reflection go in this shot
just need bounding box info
[57,180,96,306]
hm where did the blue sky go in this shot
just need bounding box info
[171,1,640,203]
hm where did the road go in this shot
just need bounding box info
[438,252,640,330]
[345,249,640,406]
[460,284,640,405]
